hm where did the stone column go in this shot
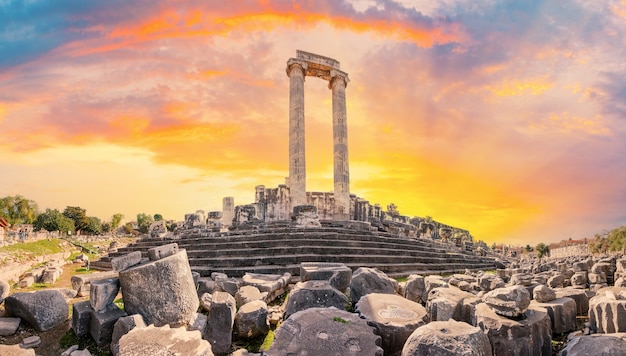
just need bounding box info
[287,60,308,209]
[330,70,350,220]
[222,197,234,229]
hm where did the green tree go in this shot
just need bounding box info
[525,244,533,253]
[63,206,89,233]
[102,222,112,233]
[34,208,75,234]
[83,216,103,235]
[136,213,154,234]
[122,222,135,235]
[607,226,626,252]
[153,213,163,221]
[536,243,550,260]
[0,195,39,225]
[111,213,124,230]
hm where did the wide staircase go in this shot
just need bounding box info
[92,226,496,278]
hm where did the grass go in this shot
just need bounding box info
[60,329,112,356]
[333,316,350,324]
[395,276,408,283]
[0,238,65,256]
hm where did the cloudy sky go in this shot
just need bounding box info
[1,0,625,245]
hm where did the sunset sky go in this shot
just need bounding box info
[1,0,626,245]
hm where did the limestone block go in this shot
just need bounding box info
[41,267,62,284]
[591,262,611,275]
[532,297,577,334]
[216,277,240,296]
[110,251,142,272]
[20,335,41,348]
[89,304,127,346]
[424,276,449,302]
[478,274,503,292]
[573,261,588,272]
[235,285,267,308]
[548,274,565,288]
[401,320,492,356]
[475,303,551,356]
[241,272,290,302]
[589,287,626,333]
[68,350,90,356]
[560,334,626,356]
[269,307,383,355]
[4,290,68,331]
[284,280,348,320]
[119,324,213,356]
[192,271,200,287]
[119,250,199,327]
[533,285,556,302]
[199,293,212,312]
[571,272,587,287]
[0,344,35,356]
[18,276,34,288]
[589,272,607,284]
[510,273,533,286]
[404,275,425,304]
[235,300,269,339]
[356,293,427,355]
[0,279,10,303]
[300,262,352,291]
[615,277,626,288]
[556,288,590,316]
[111,314,146,356]
[591,283,609,292]
[187,312,207,334]
[426,287,480,324]
[71,271,118,298]
[205,291,236,354]
[350,267,396,304]
[147,243,179,261]
[0,317,21,336]
[89,278,120,312]
[71,300,92,336]
[197,277,216,298]
[483,285,531,317]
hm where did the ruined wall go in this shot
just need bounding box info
[551,244,590,258]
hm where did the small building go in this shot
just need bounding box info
[0,217,9,241]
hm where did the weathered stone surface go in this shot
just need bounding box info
[404,275,425,304]
[147,242,179,261]
[111,314,146,356]
[71,271,118,298]
[205,291,236,354]
[356,293,427,355]
[89,305,128,346]
[426,287,480,325]
[4,290,68,331]
[424,275,449,298]
[188,312,207,334]
[292,205,321,228]
[533,285,556,303]
[615,277,626,288]
[350,267,396,304]
[0,317,21,336]
[119,250,199,327]
[41,267,62,284]
[216,277,240,296]
[475,303,552,356]
[483,285,531,317]
[300,262,352,291]
[532,297,577,334]
[71,300,91,336]
[401,320,492,356]
[269,307,383,355]
[110,251,142,272]
[556,288,590,316]
[548,274,566,288]
[20,335,41,348]
[235,300,269,339]
[478,274,503,292]
[200,292,212,312]
[90,278,120,312]
[0,279,10,303]
[589,287,626,333]
[118,324,213,356]
[197,277,216,298]
[17,276,34,289]
[589,272,607,284]
[573,261,588,272]
[235,285,267,308]
[560,334,626,356]
[570,272,587,288]
[510,273,533,286]
[284,280,349,320]
[0,344,35,355]
[241,272,290,302]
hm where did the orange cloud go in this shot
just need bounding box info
[487,78,553,97]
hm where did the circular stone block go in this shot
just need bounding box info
[356,293,427,355]
[269,307,383,356]
[402,320,492,356]
[283,280,349,320]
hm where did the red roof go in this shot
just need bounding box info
[0,217,8,228]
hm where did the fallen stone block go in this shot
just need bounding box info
[548,274,565,288]
[533,285,556,303]
[118,324,213,355]
[0,344,36,355]
[356,293,427,355]
[216,277,240,296]
[205,291,236,355]
[4,290,68,331]
[556,288,590,316]
[589,287,626,333]
[71,271,118,297]
[483,285,530,317]
[20,335,41,348]
[404,275,425,304]
[269,307,383,355]
[235,300,269,339]
[110,251,142,272]
[235,285,267,308]
[427,287,480,324]
[561,334,626,356]
[241,272,290,303]
[300,262,352,291]
[350,267,396,304]
[90,278,120,312]
[17,276,34,289]
[111,314,146,356]
[72,300,92,336]
[284,280,349,320]
[89,305,128,346]
[0,317,21,336]
[532,297,577,334]
[402,320,492,356]
[197,277,216,299]
[147,243,178,261]
[119,249,198,327]
[187,312,207,334]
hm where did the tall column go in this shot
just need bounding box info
[287,60,308,209]
[330,70,350,220]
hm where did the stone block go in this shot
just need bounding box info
[17,276,34,289]
[357,293,427,355]
[284,280,349,320]
[20,335,41,348]
[71,300,92,336]
[0,317,21,336]
[89,278,120,312]
[119,324,212,355]
[119,250,198,327]
[187,312,207,334]
[205,291,236,354]
[199,292,212,312]
[350,267,396,304]
[216,277,240,296]
[110,251,142,272]
[548,274,565,288]
[427,287,480,325]
[570,272,587,287]
[235,300,269,339]
[561,334,626,355]
[573,261,588,272]
[147,243,179,261]
[110,314,146,356]
[241,272,291,302]
[402,320,492,356]
[197,277,216,299]
[41,267,62,284]
[235,285,267,308]
[532,297,577,334]
[533,285,556,302]
[4,290,68,332]
[589,272,607,284]
[589,287,626,333]
[71,271,118,298]
[556,288,590,316]
[0,344,35,355]
[269,307,383,355]
[89,305,127,346]
[300,262,352,291]
[483,285,530,317]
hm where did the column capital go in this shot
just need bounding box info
[286,58,308,78]
[329,69,350,89]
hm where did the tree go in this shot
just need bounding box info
[34,208,75,234]
[122,223,134,235]
[607,226,626,252]
[525,244,533,253]
[153,213,163,221]
[0,195,39,225]
[536,243,550,260]
[63,206,89,233]
[111,213,124,230]
[136,213,154,234]
[83,216,103,235]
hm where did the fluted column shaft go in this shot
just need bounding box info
[287,61,307,208]
[330,72,350,220]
